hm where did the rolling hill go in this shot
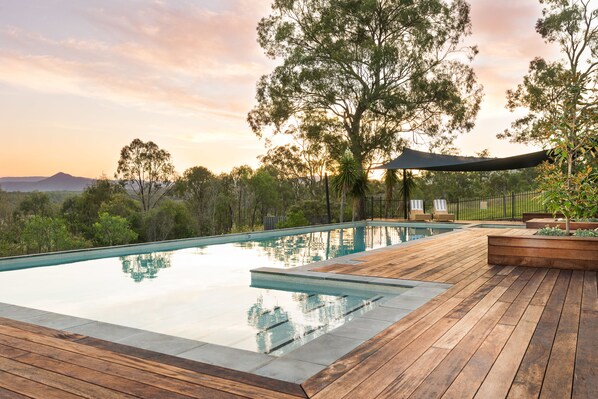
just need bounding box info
[0,172,95,192]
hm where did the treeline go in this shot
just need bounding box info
[0,166,309,257]
[0,164,538,258]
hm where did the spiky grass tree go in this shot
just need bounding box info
[351,172,369,221]
[331,151,359,223]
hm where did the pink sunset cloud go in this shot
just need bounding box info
[0,0,567,176]
[0,1,271,119]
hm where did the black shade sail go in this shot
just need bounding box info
[376,148,550,172]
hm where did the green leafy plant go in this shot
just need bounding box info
[277,209,309,229]
[249,0,483,219]
[536,226,566,236]
[573,229,598,238]
[331,151,359,223]
[499,0,598,234]
[93,212,138,246]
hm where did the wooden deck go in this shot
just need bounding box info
[0,317,307,398]
[1,227,597,398]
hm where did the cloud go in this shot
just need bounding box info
[0,1,273,119]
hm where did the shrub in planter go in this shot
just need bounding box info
[537,226,566,236]
[573,229,598,238]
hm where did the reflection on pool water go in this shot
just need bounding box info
[0,225,450,355]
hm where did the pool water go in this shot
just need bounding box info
[0,225,449,355]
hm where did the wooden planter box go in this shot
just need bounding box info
[488,235,598,270]
[525,218,598,231]
[522,212,564,222]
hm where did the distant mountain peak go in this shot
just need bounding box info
[0,172,95,192]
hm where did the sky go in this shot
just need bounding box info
[0,0,559,178]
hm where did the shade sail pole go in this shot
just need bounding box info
[403,169,407,220]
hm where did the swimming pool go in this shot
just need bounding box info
[0,223,453,369]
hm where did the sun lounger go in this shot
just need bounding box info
[433,199,455,222]
[409,199,432,221]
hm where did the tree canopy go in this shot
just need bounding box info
[499,0,597,232]
[500,0,597,147]
[249,0,482,163]
[115,139,176,212]
[249,0,482,218]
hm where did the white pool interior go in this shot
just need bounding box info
[0,224,451,355]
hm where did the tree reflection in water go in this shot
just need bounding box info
[120,252,172,282]
[247,291,375,354]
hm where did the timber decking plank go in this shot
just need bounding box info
[340,317,459,399]
[304,265,502,398]
[11,352,192,399]
[0,355,137,399]
[0,227,589,399]
[0,385,31,399]
[0,324,299,399]
[376,346,451,399]
[0,335,244,399]
[73,337,306,399]
[473,305,545,398]
[539,270,583,399]
[441,324,515,399]
[573,271,598,398]
[507,269,569,398]
[0,371,84,399]
[434,273,520,350]
[308,301,462,399]
[331,268,513,399]
[408,301,511,399]
[499,268,549,326]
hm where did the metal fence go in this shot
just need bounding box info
[369,191,545,221]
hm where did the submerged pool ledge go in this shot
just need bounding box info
[0,220,460,272]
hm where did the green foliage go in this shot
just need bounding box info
[61,178,127,237]
[249,0,483,219]
[259,125,330,199]
[419,168,539,202]
[331,151,359,223]
[539,161,598,224]
[500,0,597,146]
[498,0,597,234]
[573,229,598,237]
[93,212,138,246]
[142,200,196,242]
[16,192,53,217]
[99,194,142,231]
[536,226,567,236]
[120,253,171,283]
[177,166,216,235]
[277,209,309,228]
[115,138,177,212]
[20,216,88,254]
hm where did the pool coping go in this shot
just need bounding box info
[0,222,460,383]
[0,220,462,272]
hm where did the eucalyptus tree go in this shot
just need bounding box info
[259,120,333,199]
[500,0,597,148]
[249,0,483,219]
[115,139,177,212]
[177,166,216,234]
[499,0,597,232]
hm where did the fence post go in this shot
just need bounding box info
[503,194,507,219]
[371,197,374,220]
[456,199,460,220]
[511,192,515,220]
